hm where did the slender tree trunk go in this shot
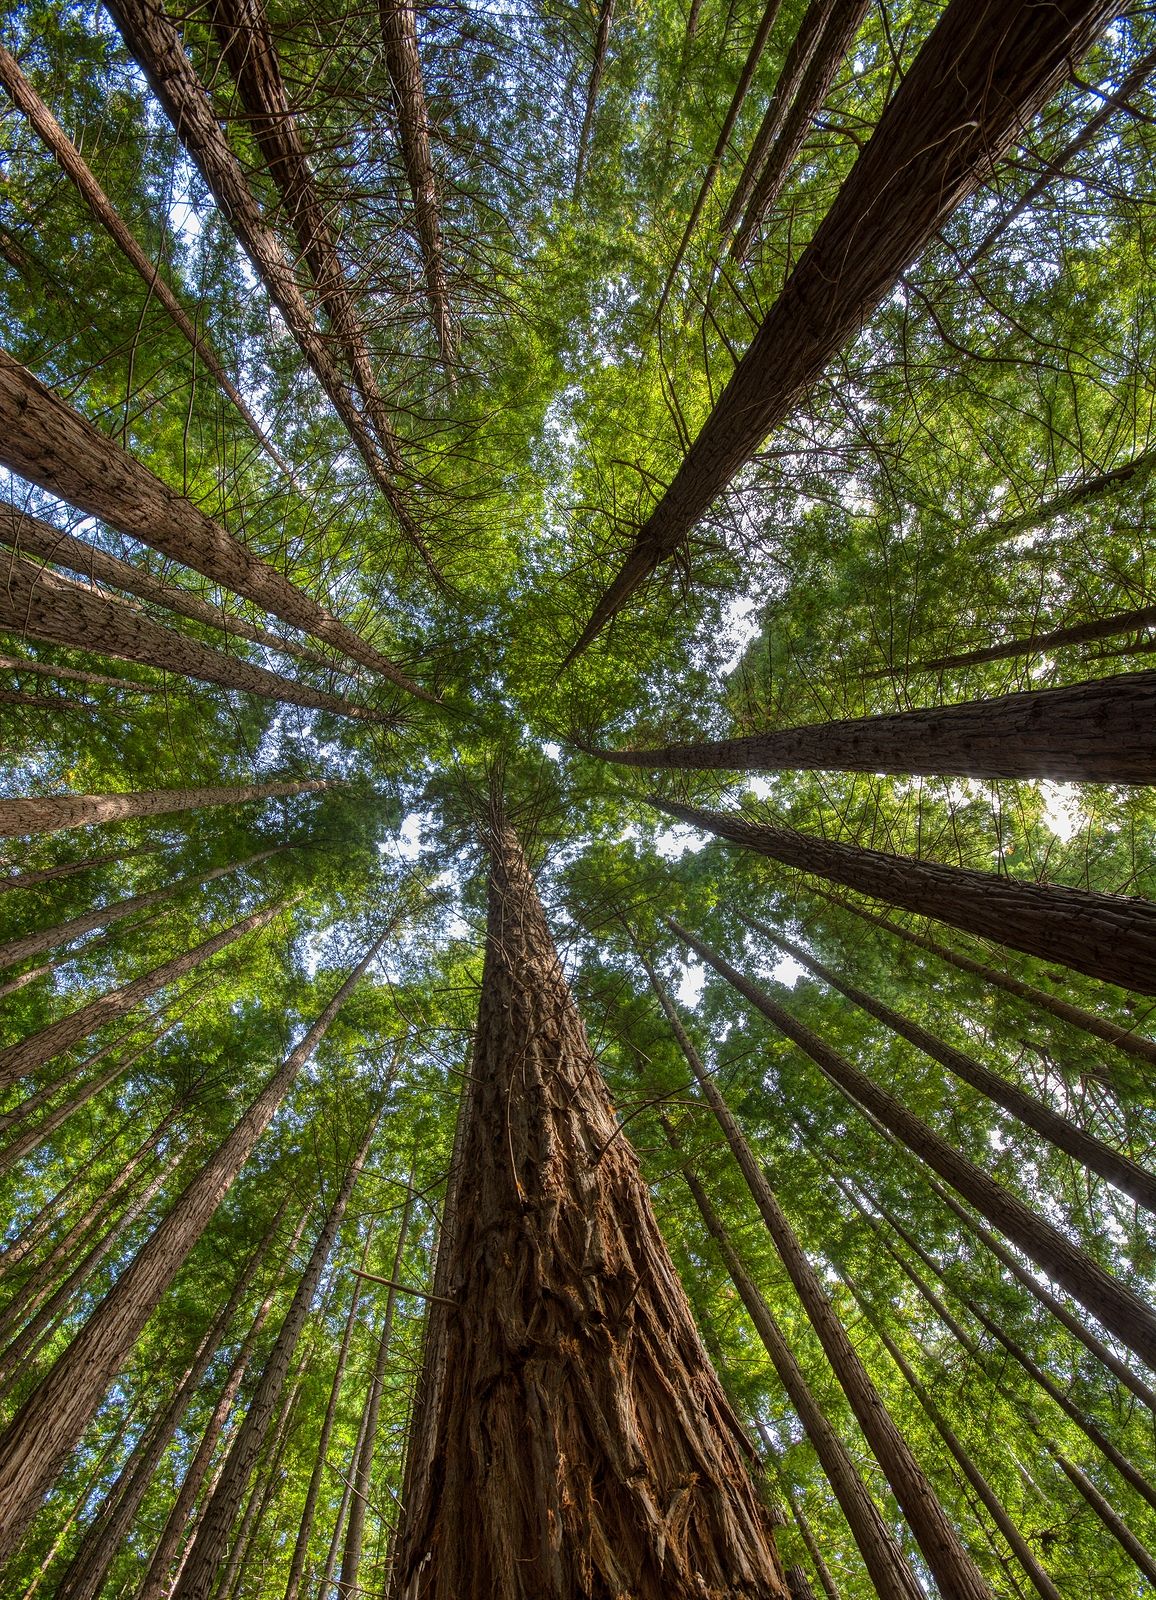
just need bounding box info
[0,650,161,694]
[752,1436,842,1600]
[0,350,433,691]
[636,948,991,1600]
[600,672,1156,783]
[867,603,1156,678]
[18,1417,131,1600]
[801,884,1156,1074]
[0,841,165,891]
[0,44,290,474]
[669,918,1156,1371]
[0,899,285,1090]
[390,809,787,1599]
[0,550,390,721]
[0,846,284,972]
[655,797,1156,994]
[378,0,454,363]
[572,0,618,200]
[174,1111,381,1600]
[0,777,329,840]
[1046,1447,1156,1584]
[215,1352,310,1600]
[0,508,344,673]
[0,932,385,1564]
[566,0,1122,657]
[337,1182,414,1597]
[980,444,1156,551]
[745,917,1156,1210]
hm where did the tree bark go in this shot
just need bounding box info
[654,796,1156,994]
[1047,1447,1156,1585]
[0,43,291,475]
[744,917,1156,1211]
[572,0,618,201]
[669,917,1156,1371]
[0,931,385,1564]
[389,809,787,1599]
[601,672,1156,783]
[0,350,433,692]
[980,444,1156,551]
[567,0,1122,657]
[0,899,285,1090]
[0,549,391,721]
[0,507,348,673]
[867,603,1156,678]
[0,841,165,892]
[0,650,162,694]
[0,776,329,840]
[637,949,992,1600]
[173,1111,381,1600]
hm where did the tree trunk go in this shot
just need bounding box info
[18,1418,130,1600]
[378,0,454,363]
[669,917,1156,1370]
[655,797,1156,994]
[0,44,290,475]
[0,899,285,1090]
[636,948,991,1600]
[745,917,1156,1210]
[0,549,391,721]
[1046,1447,1156,1585]
[0,846,284,972]
[0,650,162,694]
[601,672,1156,783]
[389,809,787,1599]
[980,444,1156,551]
[0,932,385,1563]
[0,776,329,840]
[0,509,348,674]
[566,0,1121,657]
[572,0,618,201]
[173,1111,381,1600]
[726,0,869,258]
[801,884,1156,1074]
[0,841,165,892]
[867,603,1156,678]
[0,350,433,692]
[101,0,441,586]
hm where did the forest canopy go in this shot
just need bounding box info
[0,0,1155,1595]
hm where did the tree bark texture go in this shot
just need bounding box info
[0,351,432,692]
[604,672,1156,783]
[654,797,1156,995]
[0,650,161,694]
[669,918,1156,1372]
[567,0,1123,656]
[0,932,384,1565]
[0,776,329,840]
[390,814,787,1599]
[869,603,1156,678]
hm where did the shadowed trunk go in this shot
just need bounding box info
[572,0,618,200]
[389,810,787,1599]
[866,603,1156,678]
[0,777,329,840]
[0,842,165,891]
[653,796,1156,994]
[0,651,161,694]
[566,0,1121,657]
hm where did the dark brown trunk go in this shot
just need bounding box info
[0,44,290,474]
[655,796,1156,994]
[1047,1448,1156,1584]
[0,842,165,892]
[0,899,284,1090]
[0,933,384,1563]
[669,917,1156,1370]
[637,949,992,1600]
[745,917,1156,1210]
[173,1112,380,1600]
[572,0,618,200]
[567,0,1122,657]
[0,777,329,840]
[982,445,1156,551]
[867,604,1156,678]
[389,812,787,1599]
[602,672,1156,783]
[0,350,433,692]
[17,1419,129,1600]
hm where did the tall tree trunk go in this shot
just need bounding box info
[377,0,454,363]
[0,932,385,1564]
[669,917,1156,1370]
[0,508,345,673]
[636,948,991,1600]
[801,884,1156,1074]
[100,0,441,585]
[744,917,1156,1210]
[173,1111,381,1600]
[599,672,1156,783]
[18,1417,131,1600]
[0,351,433,692]
[389,809,787,1599]
[1046,1446,1156,1584]
[979,444,1156,551]
[0,841,165,892]
[655,797,1156,994]
[0,899,285,1090]
[572,0,618,201]
[0,650,162,694]
[866,603,1156,678]
[0,846,284,972]
[0,44,291,474]
[751,1430,842,1600]
[337,1181,414,1598]
[566,0,1122,658]
[0,776,329,840]
[0,550,391,721]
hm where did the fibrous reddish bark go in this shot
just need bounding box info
[390,812,786,1599]
[0,776,329,840]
